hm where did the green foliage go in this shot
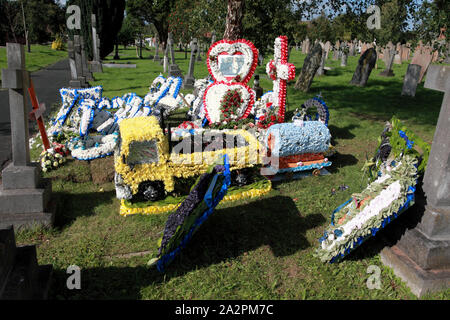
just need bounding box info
[67,0,125,60]
[412,0,449,57]
[126,0,176,49]
[117,14,141,48]
[0,0,64,45]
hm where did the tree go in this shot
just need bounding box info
[223,0,244,40]
[413,0,449,54]
[118,14,141,49]
[126,0,175,51]
[67,0,125,60]
[24,0,65,45]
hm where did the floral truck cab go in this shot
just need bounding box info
[114,116,265,202]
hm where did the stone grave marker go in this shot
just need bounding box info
[89,14,103,73]
[401,64,422,96]
[153,38,161,62]
[182,38,198,89]
[167,32,183,78]
[0,225,52,299]
[295,43,322,92]
[381,64,450,297]
[252,74,263,100]
[394,42,402,64]
[340,44,348,67]
[401,44,410,62]
[360,42,368,56]
[324,41,331,59]
[80,36,94,82]
[350,47,377,87]
[67,38,87,88]
[316,42,326,76]
[332,40,340,60]
[411,46,433,83]
[211,31,216,46]
[196,42,203,62]
[304,37,310,54]
[0,43,54,229]
[379,47,396,77]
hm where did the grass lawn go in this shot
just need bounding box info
[0,44,67,75]
[20,46,449,300]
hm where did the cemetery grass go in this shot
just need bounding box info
[17,47,449,300]
[0,44,67,78]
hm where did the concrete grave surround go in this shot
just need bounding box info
[0,43,55,230]
[0,225,52,299]
[381,65,450,297]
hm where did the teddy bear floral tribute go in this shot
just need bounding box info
[316,117,430,263]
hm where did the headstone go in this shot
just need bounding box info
[304,37,310,54]
[163,45,169,72]
[67,38,87,88]
[324,41,332,59]
[401,64,422,96]
[381,65,450,297]
[411,46,433,83]
[252,74,263,100]
[394,42,402,64]
[89,14,103,73]
[182,38,198,89]
[79,36,94,82]
[0,43,54,229]
[316,42,326,76]
[167,32,183,78]
[360,43,368,56]
[294,43,322,92]
[211,31,216,46]
[153,38,161,62]
[350,47,377,87]
[349,42,355,56]
[340,44,348,67]
[379,47,396,77]
[196,42,203,62]
[401,44,410,62]
[332,40,340,60]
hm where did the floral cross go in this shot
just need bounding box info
[266,36,296,123]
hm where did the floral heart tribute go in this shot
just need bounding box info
[207,39,258,84]
[203,82,255,124]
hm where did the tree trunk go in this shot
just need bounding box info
[223,0,244,40]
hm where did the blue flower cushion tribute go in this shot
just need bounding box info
[263,121,332,175]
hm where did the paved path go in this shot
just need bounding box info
[0,58,71,171]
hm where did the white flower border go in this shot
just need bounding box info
[207,39,258,84]
[203,82,255,124]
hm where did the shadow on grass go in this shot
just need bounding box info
[328,124,358,140]
[327,152,359,174]
[53,189,116,228]
[49,196,325,299]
